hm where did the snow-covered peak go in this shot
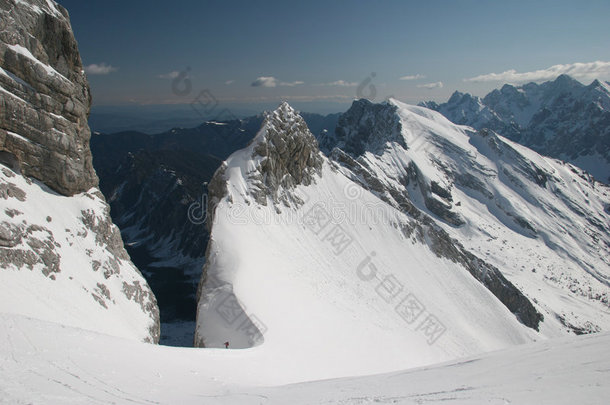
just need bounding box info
[589,79,608,91]
[254,101,313,145]
[207,103,323,209]
[546,73,583,94]
[276,100,297,115]
[196,105,543,378]
[426,75,610,182]
[583,78,610,111]
[447,90,467,103]
[424,91,496,128]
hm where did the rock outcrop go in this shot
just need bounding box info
[0,0,159,343]
[249,102,323,206]
[320,98,405,155]
[0,0,97,196]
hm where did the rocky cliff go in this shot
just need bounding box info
[0,0,159,343]
[0,0,97,195]
[249,102,323,206]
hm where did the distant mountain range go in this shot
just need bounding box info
[89,104,343,135]
[420,75,610,183]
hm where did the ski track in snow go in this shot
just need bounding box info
[1,314,609,404]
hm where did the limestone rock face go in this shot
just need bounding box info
[0,0,97,196]
[250,102,323,206]
[0,0,160,343]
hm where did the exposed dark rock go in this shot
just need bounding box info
[0,0,97,196]
[0,221,60,278]
[123,280,160,343]
[250,102,323,206]
[330,99,405,156]
[430,181,453,201]
[0,179,26,200]
[0,222,21,247]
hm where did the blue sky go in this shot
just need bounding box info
[57,0,610,112]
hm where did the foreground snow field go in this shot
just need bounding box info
[1,313,608,404]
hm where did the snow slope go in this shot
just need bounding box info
[194,103,542,382]
[1,312,608,404]
[330,99,610,337]
[0,166,159,342]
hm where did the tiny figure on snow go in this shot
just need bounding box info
[224,341,229,349]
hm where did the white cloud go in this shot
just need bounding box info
[84,63,118,75]
[399,74,425,81]
[417,81,443,89]
[157,71,181,80]
[225,80,235,85]
[464,61,610,83]
[319,80,358,87]
[280,80,304,87]
[251,76,278,87]
[251,76,304,87]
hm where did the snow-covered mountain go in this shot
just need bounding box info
[0,0,159,342]
[89,113,336,345]
[421,75,610,182]
[2,1,608,403]
[195,100,609,380]
[330,99,610,334]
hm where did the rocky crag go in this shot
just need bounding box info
[0,0,159,343]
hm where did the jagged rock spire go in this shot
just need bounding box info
[249,102,323,205]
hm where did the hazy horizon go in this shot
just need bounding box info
[56,0,610,113]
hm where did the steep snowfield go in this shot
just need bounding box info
[194,100,610,383]
[389,100,610,335]
[0,167,158,342]
[194,103,542,382]
[1,313,608,404]
[329,99,610,337]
